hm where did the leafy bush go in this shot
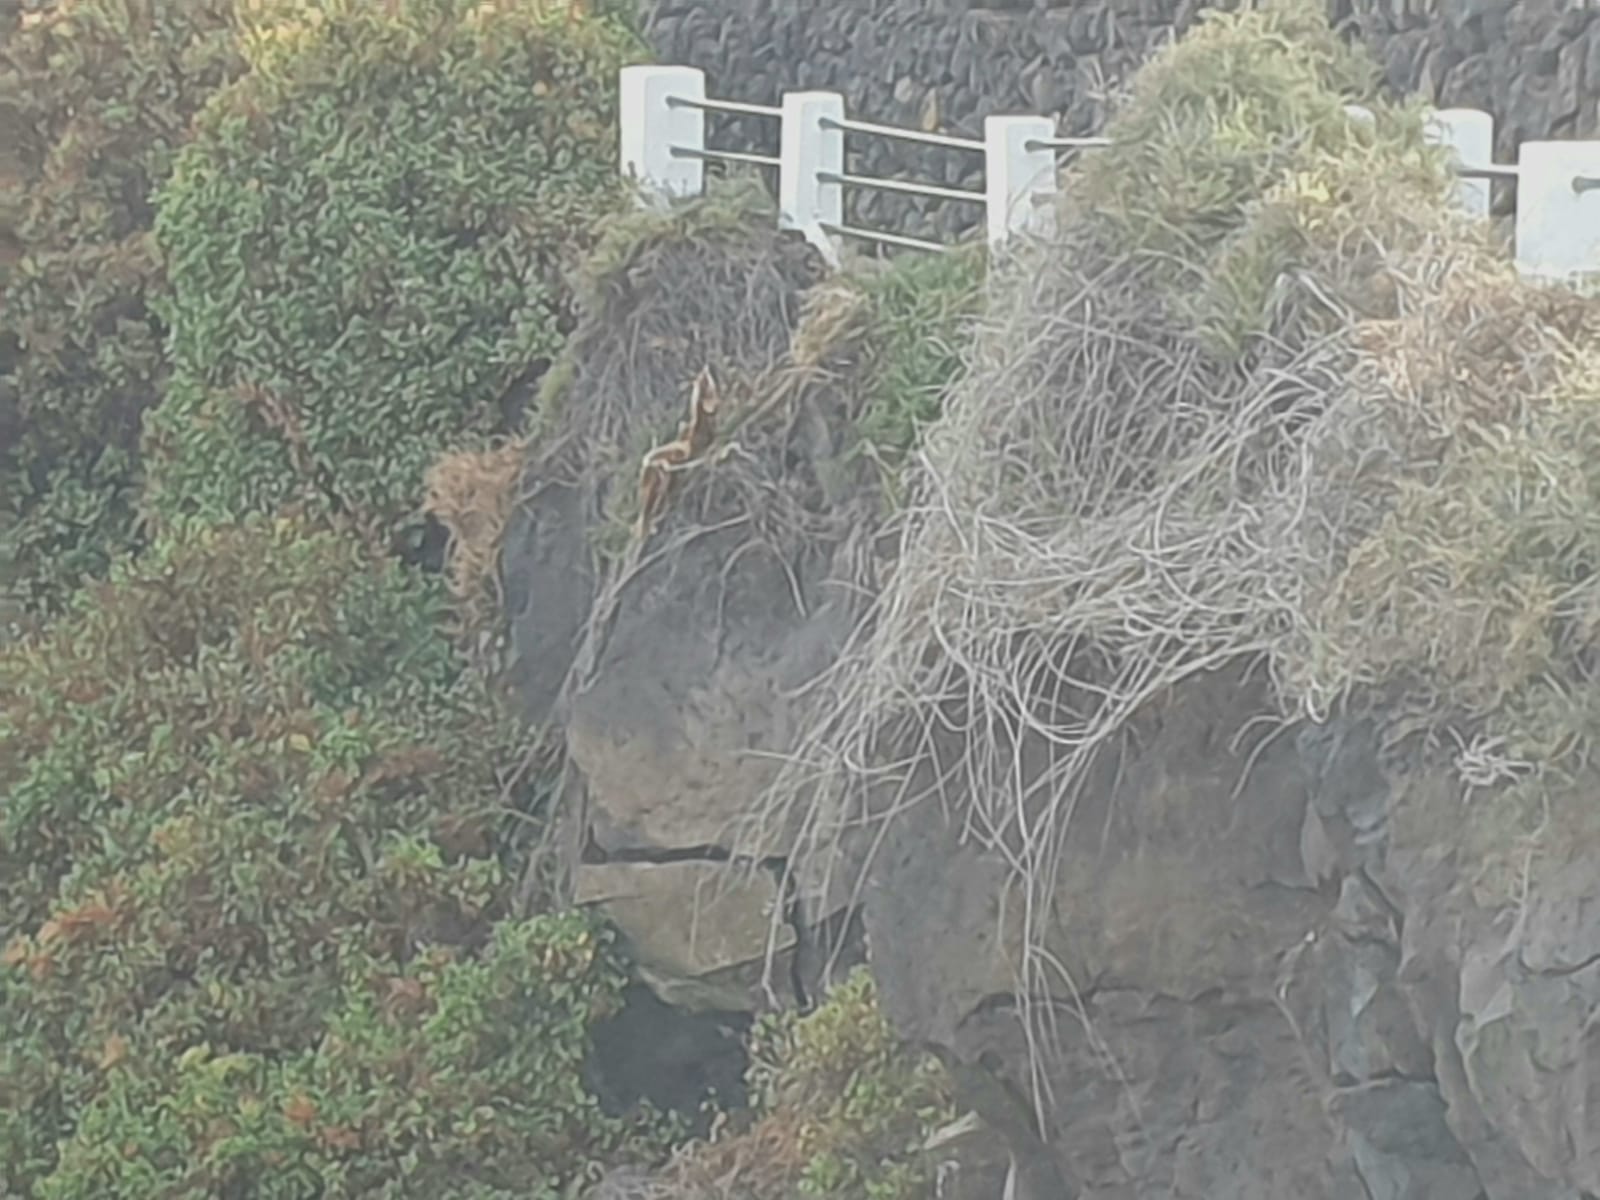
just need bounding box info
[851,247,983,467]
[0,515,661,1196]
[747,969,952,1200]
[143,0,643,551]
[37,916,643,1199]
[0,0,245,614]
[1070,0,1378,263]
[648,968,952,1200]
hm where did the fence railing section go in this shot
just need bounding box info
[622,65,1600,281]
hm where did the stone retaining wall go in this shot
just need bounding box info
[640,0,1600,239]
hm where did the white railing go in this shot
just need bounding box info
[622,65,1600,282]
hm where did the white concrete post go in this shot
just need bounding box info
[1515,141,1600,284]
[985,115,1057,252]
[778,91,845,267]
[620,65,705,205]
[1424,107,1495,220]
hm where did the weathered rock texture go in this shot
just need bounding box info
[641,0,1600,238]
[573,860,795,1012]
[858,670,1600,1198]
[502,204,872,1016]
[1338,0,1599,162]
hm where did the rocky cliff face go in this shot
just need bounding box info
[640,0,1598,236]
[500,196,871,1018]
[503,216,1600,1195]
[862,670,1600,1197]
[506,6,1600,1194]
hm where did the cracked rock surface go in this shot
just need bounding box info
[859,667,1600,1198]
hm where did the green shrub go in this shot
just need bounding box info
[852,248,983,467]
[0,0,246,615]
[1070,0,1379,262]
[143,0,643,551]
[746,968,953,1200]
[643,967,952,1199]
[37,916,642,1200]
[0,515,659,1195]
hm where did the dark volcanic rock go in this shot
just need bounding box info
[854,663,1600,1197]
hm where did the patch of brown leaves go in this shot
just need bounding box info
[422,438,527,637]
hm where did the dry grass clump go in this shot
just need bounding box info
[529,176,827,556]
[1291,277,1600,726]
[530,177,911,718]
[423,437,528,639]
[744,0,1600,1114]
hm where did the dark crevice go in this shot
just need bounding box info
[1356,865,1406,938]
[1333,1067,1440,1089]
[771,860,812,1011]
[584,839,735,865]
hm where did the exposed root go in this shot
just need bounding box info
[634,366,722,542]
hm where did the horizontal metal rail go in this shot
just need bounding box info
[1454,163,1520,181]
[819,170,984,204]
[1575,174,1600,195]
[1027,136,1114,151]
[821,222,949,254]
[819,115,984,153]
[667,95,782,119]
[671,145,781,169]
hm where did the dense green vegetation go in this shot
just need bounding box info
[2,3,978,1196]
[0,0,246,616]
[746,968,954,1199]
[0,3,677,1194]
[650,967,955,1200]
[851,247,983,468]
[0,516,669,1196]
[141,0,641,551]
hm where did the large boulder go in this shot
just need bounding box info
[502,193,872,1011]
[860,667,1600,1198]
[564,521,858,858]
[573,860,797,1012]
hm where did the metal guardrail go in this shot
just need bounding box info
[1457,163,1520,181]
[819,115,985,154]
[818,171,984,205]
[671,146,780,169]
[1028,136,1114,152]
[623,69,1600,280]
[820,222,949,254]
[666,95,781,120]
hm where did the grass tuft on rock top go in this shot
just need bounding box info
[141,0,643,552]
[850,246,983,469]
[524,175,826,563]
[0,514,671,1197]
